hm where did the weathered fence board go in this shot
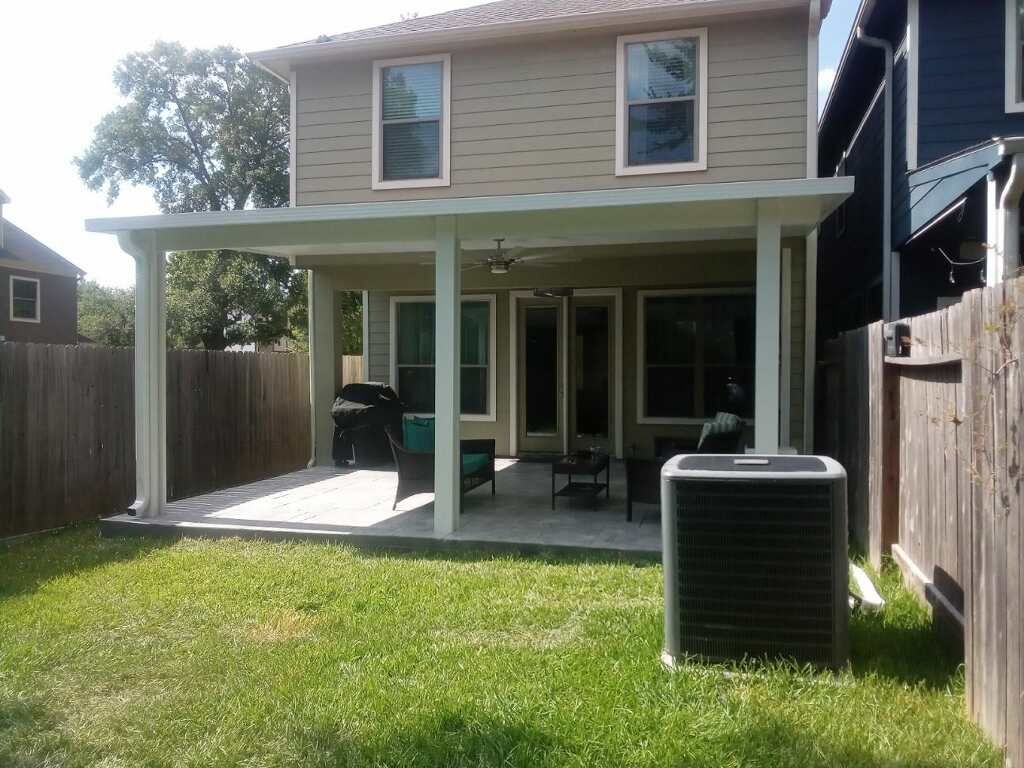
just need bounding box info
[823,278,1024,766]
[0,343,311,538]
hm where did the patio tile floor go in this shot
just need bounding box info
[101,459,662,557]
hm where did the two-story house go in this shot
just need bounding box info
[818,0,1024,340]
[0,190,83,344]
[86,0,852,533]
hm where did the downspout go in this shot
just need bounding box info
[998,150,1024,280]
[856,28,895,321]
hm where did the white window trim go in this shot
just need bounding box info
[636,287,754,426]
[389,294,496,422]
[906,0,920,168]
[615,28,709,176]
[9,275,40,324]
[371,53,452,191]
[1007,0,1024,113]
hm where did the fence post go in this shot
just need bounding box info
[877,355,901,567]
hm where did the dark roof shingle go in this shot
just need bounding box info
[284,0,721,48]
[0,219,84,277]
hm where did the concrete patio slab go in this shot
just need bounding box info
[100,459,662,559]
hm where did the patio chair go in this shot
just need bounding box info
[385,418,496,510]
[625,412,744,521]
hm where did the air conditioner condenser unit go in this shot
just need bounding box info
[661,454,849,670]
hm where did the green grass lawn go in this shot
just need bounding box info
[0,527,1001,768]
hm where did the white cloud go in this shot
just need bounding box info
[818,67,837,114]
[0,0,470,286]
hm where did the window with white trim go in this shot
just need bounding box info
[1007,0,1024,112]
[10,276,40,322]
[638,292,754,422]
[392,297,494,418]
[372,55,451,189]
[616,29,708,175]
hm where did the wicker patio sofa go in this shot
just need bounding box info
[385,418,496,510]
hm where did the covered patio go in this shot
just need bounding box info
[86,178,851,548]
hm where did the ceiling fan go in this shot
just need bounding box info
[466,238,565,275]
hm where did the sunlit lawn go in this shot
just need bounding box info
[0,526,1001,767]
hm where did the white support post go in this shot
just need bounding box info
[755,205,782,453]
[308,269,336,467]
[433,215,461,536]
[119,232,167,518]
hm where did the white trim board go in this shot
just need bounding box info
[806,0,821,177]
[9,275,40,323]
[615,27,709,176]
[906,0,920,168]
[388,293,497,422]
[371,53,452,191]
[1008,0,1024,113]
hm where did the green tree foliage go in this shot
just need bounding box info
[77,281,135,347]
[166,250,305,351]
[75,41,288,212]
[338,291,363,354]
[76,42,309,350]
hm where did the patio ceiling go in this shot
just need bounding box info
[85,178,853,260]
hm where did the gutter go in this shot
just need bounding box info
[996,138,1024,279]
[856,28,896,320]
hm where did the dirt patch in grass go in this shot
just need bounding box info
[243,609,319,643]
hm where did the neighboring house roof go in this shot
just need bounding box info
[0,189,10,207]
[250,0,829,79]
[0,219,84,279]
[817,0,903,173]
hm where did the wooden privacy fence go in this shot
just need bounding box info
[0,343,311,538]
[821,278,1022,767]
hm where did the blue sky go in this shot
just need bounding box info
[0,0,862,288]
[819,0,861,111]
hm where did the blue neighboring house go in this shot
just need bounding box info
[818,0,1024,340]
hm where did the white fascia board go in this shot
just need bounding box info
[248,0,807,79]
[86,177,854,236]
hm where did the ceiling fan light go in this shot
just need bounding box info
[490,263,509,275]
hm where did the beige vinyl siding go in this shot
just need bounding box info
[294,11,807,204]
[367,291,390,383]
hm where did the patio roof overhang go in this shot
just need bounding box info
[86,177,853,260]
[85,176,852,534]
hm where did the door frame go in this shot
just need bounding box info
[509,288,623,458]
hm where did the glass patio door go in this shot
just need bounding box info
[517,299,564,454]
[569,298,614,454]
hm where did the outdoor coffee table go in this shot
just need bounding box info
[551,451,610,510]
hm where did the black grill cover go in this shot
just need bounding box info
[331,383,405,466]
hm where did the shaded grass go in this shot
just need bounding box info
[0,526,1001,767]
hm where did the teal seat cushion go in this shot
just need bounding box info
[402,417,435,452]
[461,453,491,476]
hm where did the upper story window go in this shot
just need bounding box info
[9,276,40,323]
[1006,0,1024,112]
[372,54,451,190]
[615,29,708,176]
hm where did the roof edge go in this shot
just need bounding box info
[817,0,873,133]
[248,0,810,78]
[86,177,854,235]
